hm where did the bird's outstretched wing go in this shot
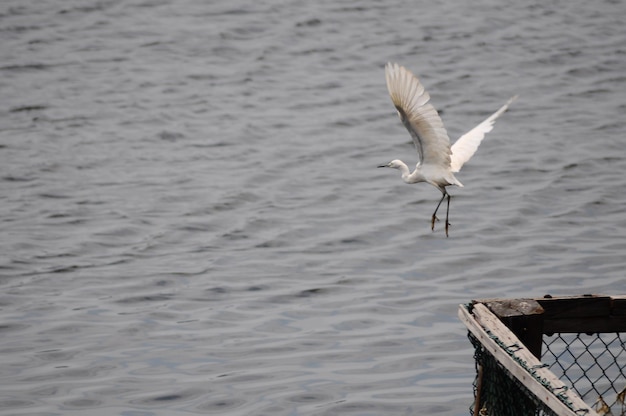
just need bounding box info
[449,95,517,173]
[385,62,452,168]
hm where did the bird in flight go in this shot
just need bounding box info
[379,62,516,237]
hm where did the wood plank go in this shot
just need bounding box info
[538,295,626,332]
[484,299,544,358]
[459,304,598,416]
[474,295,626,334]
[543,316,626,333]
[536,295,612,319]
[612,296,626,316]
[484,299,544,317]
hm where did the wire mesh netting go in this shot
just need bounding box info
[542,332,626,416]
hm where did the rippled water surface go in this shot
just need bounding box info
[2,0,626,415]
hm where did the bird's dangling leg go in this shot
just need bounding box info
[444,193,451,237]
[431,192,447,232]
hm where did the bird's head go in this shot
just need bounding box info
[377,159,404,170]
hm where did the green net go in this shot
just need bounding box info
[469,332,561,416]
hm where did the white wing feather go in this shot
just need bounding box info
[385,62,452,168]
[450,95,518,173]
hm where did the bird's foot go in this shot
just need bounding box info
[431,215,439,231]
[445,221,450,237]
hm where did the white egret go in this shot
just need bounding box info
[378,62,517,237]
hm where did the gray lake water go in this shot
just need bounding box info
[2,0,626,415]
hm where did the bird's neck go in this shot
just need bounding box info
[402,165,425,184]
[394,162,410,183]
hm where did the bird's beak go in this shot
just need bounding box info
[377,164,387,168]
